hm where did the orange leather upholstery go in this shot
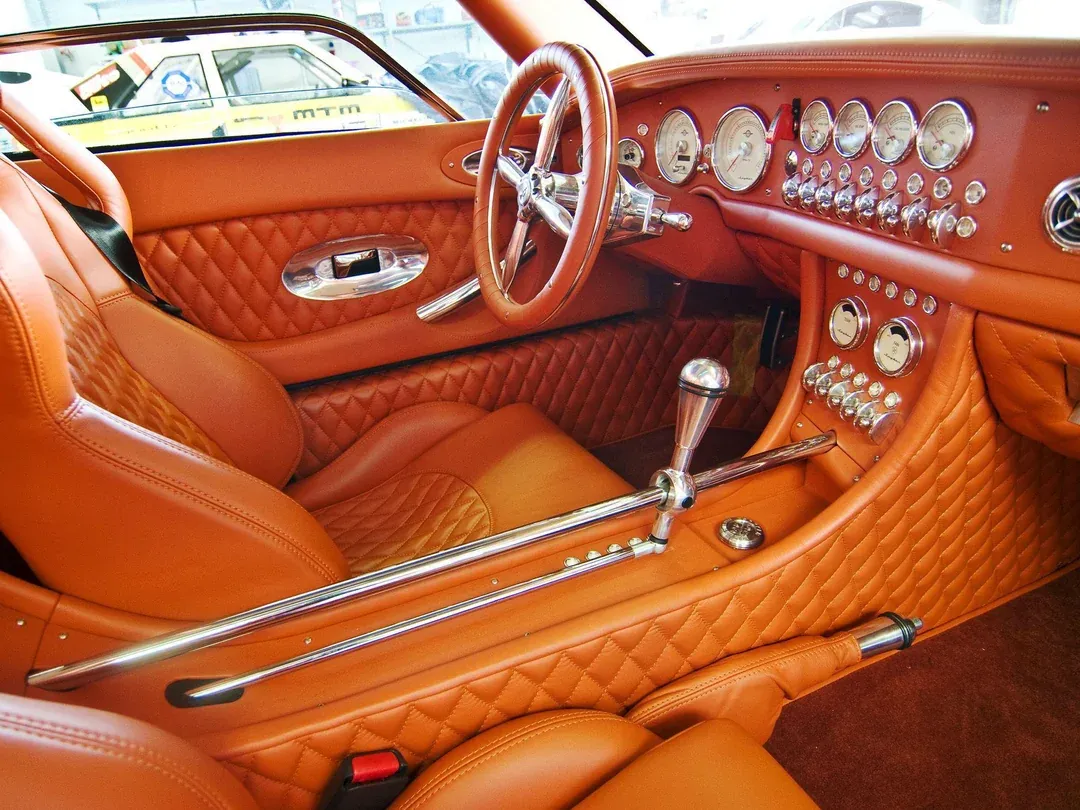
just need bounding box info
[0,693,257,810]
[734,233,801,298]
[0,79,630,617]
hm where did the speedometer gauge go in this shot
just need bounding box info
[712,106,770,193]
[834,100,871,159]
[799,99,832,154]
[917,99,973,171]
[871,100,917,165]
[655,108,701,185]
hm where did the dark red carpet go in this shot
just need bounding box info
[591,426,757,489]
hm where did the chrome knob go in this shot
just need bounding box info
[802,362,829,392]
[782,173,803,206]
[672,358,730,472]
[814,371,841,398]
[815,180,837,216]
[840,389,872,421]
[798,176,820,210]
[854,187,880,226]
[834,183,857,221]
[929,202,961,247]
[901,196,930,237]
[826,380,856,410]
[854,401,903,445]
[661,211,693,231]
[876,192,902,232]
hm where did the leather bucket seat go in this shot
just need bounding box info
[0,88,630,620]
[0,694,818,809]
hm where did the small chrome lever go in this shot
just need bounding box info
[416,239,536,323]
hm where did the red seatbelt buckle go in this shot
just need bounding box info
[768,103,797,144]
[315,749,409,810]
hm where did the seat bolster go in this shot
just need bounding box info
[390,710,659,810]
[287,402,489,511]
[0,693,257,810]
[573,719,819,810]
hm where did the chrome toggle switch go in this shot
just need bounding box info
[901,196,930,237]
[854,186,880,226]
[826,380,857,410]
[928,202,961,248]
[802,362,829,392]
[876,192,902,232]
[854,400,903,445]
[834,183,857,221]
[782,173,804,206]
[814,371,842,398]
[840,389,872,421]
[798,176,820,210]
[815,180,837,216]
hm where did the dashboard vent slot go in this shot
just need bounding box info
[1044,177,1080,253]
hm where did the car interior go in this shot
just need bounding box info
[0,2,1078,808]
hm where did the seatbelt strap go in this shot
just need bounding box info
[50,193,182,316]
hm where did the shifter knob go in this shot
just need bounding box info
[672,358,730,473]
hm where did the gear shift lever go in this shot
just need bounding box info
[647,358,730,550]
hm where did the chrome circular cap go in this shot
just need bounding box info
[717,517,765,551]
[678,358,731,397]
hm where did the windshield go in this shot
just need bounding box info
[596,0,1080,55]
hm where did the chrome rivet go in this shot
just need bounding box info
[932,176,952,200]
[841,363,854,378]
[837,263,850,278]
[885,281,899,299]
[1036,101,1050,113]
[58,633,68,640]
[852,269,865,285]
[923,295,938,315]
[884,392,901,409]
[838,163,852,183]
[956,215,977,239]
[607,543,622,553]
[15,619,25,627]
[853,475,862,482]
[903,289,918,307]
[906,173,924,195]
[524,631,530,637]
[764,187,772,195]
[491,578,499,585]
[585,550,601,561]
[801,158,814,176]
[853,372,869,387]
[628,537,643,546]
[448,162,455,168]
[806,398,814,406]
[774,83,781,91]
[964,180,986,205]
[828,355,841,369]
[882,169,898,191]
[713,566,720,571]
[796,421,804,428]
[304,637,312,645]
[820,160,833,180]
[564,556,581,567]
[1001,242,1013,253]
[873,455,881,462]
[859,166,874,186]
[637,123,648,136]
[868,275,881,293]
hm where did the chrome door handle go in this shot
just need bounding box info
[282,234,428,301]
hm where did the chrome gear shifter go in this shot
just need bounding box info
[647,358,730,550]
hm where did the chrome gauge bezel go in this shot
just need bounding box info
[711,105,771,193]
[871,99,918,166]
[618,137,646,169]
[828,296,871,350]
[873,316,924,378]
[833,99,872,160]
[916,99,974,172]
[799,99,833,155]
[654,107,702,186]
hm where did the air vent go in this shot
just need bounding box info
[1044,177,1080,254]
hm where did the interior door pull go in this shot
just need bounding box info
[282,235,428,300]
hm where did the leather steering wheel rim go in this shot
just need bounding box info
[472,43,618,329]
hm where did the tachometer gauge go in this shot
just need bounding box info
[712,106,770,193]
[871,100,917,165]
[655,108,701,185]
[916,99,973,171]
[799,99,832,154]
[873,317,923,377]
[834,100,871,159]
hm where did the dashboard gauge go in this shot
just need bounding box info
[799,99,832,154]
[916,99,973,171]
[618,137,645,168]
[871,100,917,165]
[655,108,701,185]
[873,317,923,377]
[833,100,871,159]
[829,296,870,349]
[712,106,770,193]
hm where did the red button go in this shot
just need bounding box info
[350,751,402,784]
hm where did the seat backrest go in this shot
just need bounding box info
[0,692,258,810]
[0,87,348,620]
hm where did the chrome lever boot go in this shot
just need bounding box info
[647,358,730,550]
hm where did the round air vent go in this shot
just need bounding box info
[1043,177,1080,254]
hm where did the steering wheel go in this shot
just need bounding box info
[473,43,618,329]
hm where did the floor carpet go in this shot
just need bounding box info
[590,426,757,489]
[766,569,1080,810]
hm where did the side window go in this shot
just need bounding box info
[127,54,210,108]
[214,45,336,96]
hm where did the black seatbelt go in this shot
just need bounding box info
[50,193,182,316]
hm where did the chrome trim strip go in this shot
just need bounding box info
[417,239,536,322]
[0,13,463,123]
[185,539,663,702]
[282,234,427,301]
[462,147,534,176]
[26,432,835,692]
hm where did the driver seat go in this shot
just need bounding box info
[0,88,631,621]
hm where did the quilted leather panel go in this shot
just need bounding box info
[291,313,789,479]
[48,281,229,463]
[975,314,1080,460]
[134,202,504,341]
[313,472,490,574]
[221,341,1080,810]
[734,233,801,297]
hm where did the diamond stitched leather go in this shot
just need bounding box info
[734,233,801,297]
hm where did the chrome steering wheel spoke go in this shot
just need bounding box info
[498,219,531,294]
[534,80,570,171]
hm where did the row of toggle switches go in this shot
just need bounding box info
[803,356,903,445]
[781,174,976,248]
